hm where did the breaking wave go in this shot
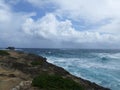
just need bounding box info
[22,48,120,90]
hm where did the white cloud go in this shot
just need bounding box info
[0,0,120,48]
[27,0,120,22]
[0,0,37,47]
[26,0,120,36]
[24,0,120,46]
[0,1,11,23]
[26,0,51,7]
[22,13,120,47]
[96,19,120,35]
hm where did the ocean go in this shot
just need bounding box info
[20,48,120,90]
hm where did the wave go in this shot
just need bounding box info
[21,48,120,90]
[94,52,120,60]
[47,55,120,69]
[46,54,120,90]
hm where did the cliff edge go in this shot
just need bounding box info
[0,50,110,90]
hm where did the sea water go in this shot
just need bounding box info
[21,48,120,90]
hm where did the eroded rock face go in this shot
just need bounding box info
[12,81,32,90]
[0,50,110,90]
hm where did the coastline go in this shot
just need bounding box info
[0,50,110,90]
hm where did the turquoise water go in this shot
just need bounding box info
[22,49,120,90]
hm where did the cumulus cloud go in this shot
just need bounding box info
[0,0,120,48]
[27,0,120,34]
[25,0,120,48]
[22,13,120,47]
[27,0,120,22]
[0,0,36,47]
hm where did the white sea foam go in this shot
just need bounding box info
[95,52,120,59]
[46,54,120,90]
[21,48,120,90]
[47,56,120,70]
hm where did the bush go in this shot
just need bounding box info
[32,74,84,90]
[0,50,10,56]
[31,61,42,66]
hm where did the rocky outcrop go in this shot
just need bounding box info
[0,50,110,90]
[6,47,15,50]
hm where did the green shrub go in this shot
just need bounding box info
[31,61,42,66]
[32,74,84,90]
[0,50,10,56]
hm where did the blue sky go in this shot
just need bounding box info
[0,0,120,48]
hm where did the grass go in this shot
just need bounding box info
[0,50,10,56]
[32,74,84,90]
[31,61,42,66]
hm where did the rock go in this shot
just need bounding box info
[12,81,32,90]
[8,74,16,77]
[6,47,15,50]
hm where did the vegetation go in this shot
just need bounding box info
[0,50,10,56]
[31,61,42,66]
[32,74,84,90]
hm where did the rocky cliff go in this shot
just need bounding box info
[0,50,110,90]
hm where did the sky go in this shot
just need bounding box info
[0,0,120,49]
